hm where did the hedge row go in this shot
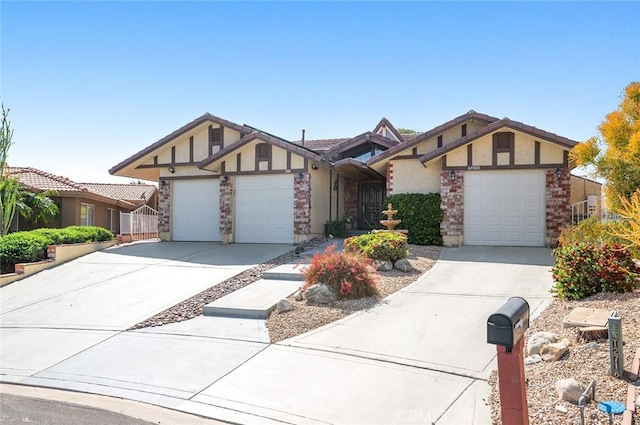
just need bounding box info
[383,193,443,246]
[0,226,114,274]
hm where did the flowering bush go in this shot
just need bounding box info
[344,231,408,263]
[551,242,639,300]
[302,244,378,299]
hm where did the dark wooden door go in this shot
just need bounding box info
[359,183,384,230]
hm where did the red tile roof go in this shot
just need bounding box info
[4,167,155,207]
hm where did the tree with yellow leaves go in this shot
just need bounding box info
[572,82,640,213]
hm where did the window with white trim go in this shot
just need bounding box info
[80,203,95,226]
[107,208,116,231]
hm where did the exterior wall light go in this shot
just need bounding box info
[449,170,457,181]
[311,164,319,170]
[167,166,175,174]
[555,168,562,179]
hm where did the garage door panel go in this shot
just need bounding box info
[172,179,221,242]
[235,175,294,244]
[464,170,545,246]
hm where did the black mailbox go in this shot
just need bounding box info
[487,297,529,348]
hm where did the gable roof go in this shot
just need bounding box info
[198,132,330,169]
[301,138,351,153]
[367,110,499,166]
[372,117,405,143]
[5,166,150,208]
[418,117,579,164]
[110,113,254,175]
[324,132,400,159]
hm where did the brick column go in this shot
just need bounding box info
[294,172,311,237]
[545,168,571,245]
[219,177,233,243]
[158,181,171,240]
[440,170,464,246]
[385,162,393,196]
[344,178,358,224]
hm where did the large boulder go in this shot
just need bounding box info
[304,284,337,304]
[527,331,558,356]
[540,342,569,362]
[556,378,587,404]
[394,259,414,272]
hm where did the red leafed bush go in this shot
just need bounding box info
[551,242,639,300]
[302,244,379,299]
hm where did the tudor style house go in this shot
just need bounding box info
[110,110,592,247]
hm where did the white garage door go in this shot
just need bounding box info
[235,175,294,244]
[464,170,545,246]
[172,179,221,242]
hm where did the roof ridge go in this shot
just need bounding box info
[12,166,87,191]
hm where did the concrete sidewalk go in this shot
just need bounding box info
[1,244,555,424]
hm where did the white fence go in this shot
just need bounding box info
[120,205,158,241]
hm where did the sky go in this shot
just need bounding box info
[1,1,639,184]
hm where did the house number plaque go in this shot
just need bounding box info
[608,316,623,378]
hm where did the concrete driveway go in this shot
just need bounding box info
[0,242,292,381]
[1,245,555,425]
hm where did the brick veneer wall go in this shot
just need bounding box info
[294,172,311,235]
[386,162,393,196]
[440,170,464,237]
[158,181,171,233]
[545,168,571,243]
[344,178,358,223]
[219,177,233,237]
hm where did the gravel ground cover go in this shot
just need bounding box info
[129,237,327,330]
[266,244,441,343]
[489,288,640,425]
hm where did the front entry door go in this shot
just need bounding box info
[359,183,384,230]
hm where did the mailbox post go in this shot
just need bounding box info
[487,297,530,425]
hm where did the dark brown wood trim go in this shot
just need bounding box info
[437,135,443,148]
[255,143,272,171]
[236,153,241,173]
[442,156,447,169]
[160,175,220,181]
[153,156,158,165]
[221,161,225,174]
[137,161,201,169]
[218,169,306,177]
[462,124,467,137]
[189,136,194,162]
[442,163,567,171]
[303,158,309,171]
[510,140,515,166]
[534,141,540,165]
[412,147,417,155]
[171,146,176,163]
[286,151,291,169]
[563,151,569,167]
[467,144,472,166]
[492,136,497,166]
[392,154,421,160]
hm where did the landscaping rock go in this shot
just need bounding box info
[394,259,414,272]
[556,378,587,404]
[304,283,337,304]
[524,354,542,365]
[293,290,303,301]
[540,342,569,362]
[527,331,558,356]
[376,261,393,272]
[578,341,599,350]
[276,299,294,313]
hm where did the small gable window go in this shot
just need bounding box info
[209,126,223,155]
[437,135,443,148]
[461,124,467,137]
[256,143,271,170]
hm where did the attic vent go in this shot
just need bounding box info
[257,143,270,161]
[495,132,513,152]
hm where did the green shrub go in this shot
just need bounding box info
[0,226,114,273]
[302,244,378,299]
[0,232,50,273]
[383,193,443,245]
[344,231,408,263]
[325,220,346,238]
[551,242,639,300]
[557,217,626,247]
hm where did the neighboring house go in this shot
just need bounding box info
[5,167,157,234]
[110,110,584,247]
